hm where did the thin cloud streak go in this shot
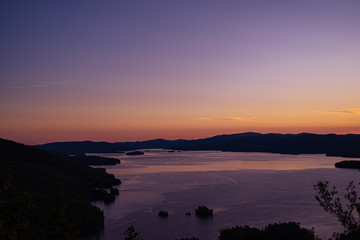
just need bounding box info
[34,84,47,88]
[216,117,254,121]
[195,116,255,122]
[194,117,212,121]
[320,108,360,115]
[8,86,28,89]
[8,81,67,89]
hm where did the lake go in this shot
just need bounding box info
[91,150,360,240]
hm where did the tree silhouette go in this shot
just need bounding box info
[176,238,199,240]
[218,222,318,240]
[123,225,143,240]
[314,180,360,239]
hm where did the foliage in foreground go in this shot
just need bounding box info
[314,180,360,240]
[219,222,319,240]
[176,238,199,240]
[124,225,143,240]
[123,222,316,240]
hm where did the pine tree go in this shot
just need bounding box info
[123,225,143,240]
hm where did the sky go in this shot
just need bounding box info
[1,0,360,145]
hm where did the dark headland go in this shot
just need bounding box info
[0,138,121,239]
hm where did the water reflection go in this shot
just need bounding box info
[91,150,360,240]
[97,150,338,175]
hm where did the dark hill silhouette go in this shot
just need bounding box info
[119,138,181,150]
[0,138,121,239]
[35,132,360,158]
[118,132,360,157]
[35,140,128,154]
[117,133,262,150]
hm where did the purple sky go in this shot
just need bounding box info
[1,0,360,144]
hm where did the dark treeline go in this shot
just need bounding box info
[0,138,121,240]
[36,133,360,158]
[218,222,318,240]
[123,222,319,240]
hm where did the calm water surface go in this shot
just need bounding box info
[91,150,360,240]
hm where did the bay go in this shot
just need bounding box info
[90,150,360,240]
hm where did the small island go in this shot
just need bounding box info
[158,210,169,217]
[126,151,145,156]
[195,205,213,218]
[335,160,360,169]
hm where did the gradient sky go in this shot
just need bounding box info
[1,0,360,144]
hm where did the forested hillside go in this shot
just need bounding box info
[0,138,121,240]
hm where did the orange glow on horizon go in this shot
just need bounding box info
[2,124,360,146]
[1,1,360,145]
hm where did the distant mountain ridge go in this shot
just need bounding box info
[35,132,360,158]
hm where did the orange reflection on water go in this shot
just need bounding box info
[112,160,334,175]
[101,151,341,176]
